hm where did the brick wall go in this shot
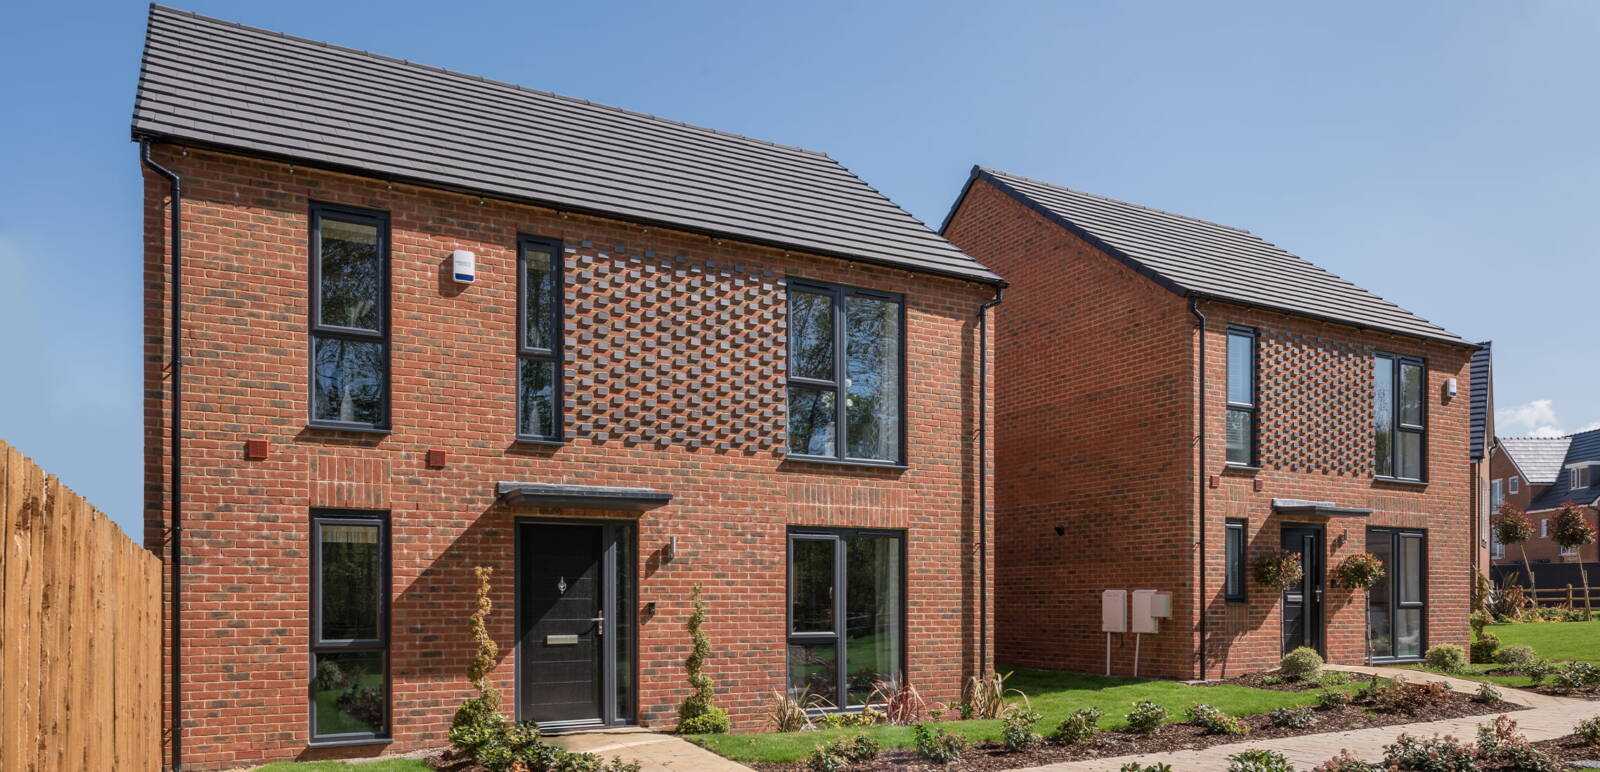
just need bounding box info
[944,177,1475,681]
[143,145,995,769]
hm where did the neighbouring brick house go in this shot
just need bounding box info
[1493,431,1600,566]
[943,168,1478,679]
[133,7,1002,769]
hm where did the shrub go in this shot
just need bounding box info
[1188,703,1248,735]
[1227,748,1294,772]
[963,671,1020,720]
[1371,677,1452,714]
[1280,647,1325,680]
[1552,662,1600,691]
[804,746,848,772]
[1318,671,1351,687]
[1382,734,1477,772]
[1121,765,1175,772]
[1476,715,1559,772]
[1125,700,1168,734]
[831,734,881,763]
[1312,750,1380,772]
[1424,643,1468,674]
[1469,632,1499,665]
[1254,550,1305,591]
[1315,690,1352,709]
[1576,716,1600,746]
[1473,683,1501,703]
[1494,645,1537,670]
[1333,552,1386,590]
[1269,707,1318,729]
[865,678,925,726]
[1526,660,1555,685]
[766,689,814,732]
[1054,707,1103,744]
[676,585,729,734]
[1002,709,1044,752]
[912,723,968,765]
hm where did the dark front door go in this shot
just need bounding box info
[1280,525,1325,655]
[518,522,616,729]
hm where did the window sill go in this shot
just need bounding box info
[513,436,567,447]
[307,736,394,749]
[1225,598,1248,606]
[1223,464,1261,473]
[305,422,393,436]
[782,455,909,471]
[1374,477,1430,488]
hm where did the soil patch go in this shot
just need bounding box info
[1531,734,1600,770]
[748,694,1523,771]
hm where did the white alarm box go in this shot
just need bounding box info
[1101,589,1127,633]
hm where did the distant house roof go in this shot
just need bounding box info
[1527,428,1600,511]
[1500,436,1574,486]
[947,167,1469,344]
[1470,342,1493,460]
[130,5,1000,286]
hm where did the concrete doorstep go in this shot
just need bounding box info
[1018,665,1600,771]
[543,727,755,772]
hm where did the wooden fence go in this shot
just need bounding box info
[0,440,162,771]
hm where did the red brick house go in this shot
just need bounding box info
[1493,431,1600,566]
[942,168,1478,679]
[133,7,1001,768]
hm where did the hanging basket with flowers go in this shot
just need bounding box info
[1333,552,1385,590]
[1252,549,1304,592]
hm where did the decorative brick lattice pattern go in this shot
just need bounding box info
[1258,327,1375,476]
[564,247,785,451]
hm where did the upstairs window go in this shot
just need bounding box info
[1374,353,1426,480]
[310,204,390,430]
[1573,465,1595,490]
[1224,519,1247,603]
[1225,327,1258,466]
[517,236,564,442]
[786,281,904,465]
[1492,479,1505,508]
[1509,476,1521,495]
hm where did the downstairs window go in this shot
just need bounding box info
[787,528,904,707]
[311,511,390,743]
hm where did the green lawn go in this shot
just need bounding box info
[689,667,1361,764]
[252,761,430,772]
[1396,619,1600,686]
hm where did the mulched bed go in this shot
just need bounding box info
[427,748,480,771]
[749,689,1524,771]
[1532,735,1600,770]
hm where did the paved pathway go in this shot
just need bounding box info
[544,726,754,771]
[1019,665,1600,771]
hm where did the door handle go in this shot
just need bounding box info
[1315,589,1323,603]
[590,614,605,637]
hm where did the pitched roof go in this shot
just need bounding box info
[1528,428,1600,511]
[952,167,1468,344]
[130,5,1000,285]
[1470,342,1493,460]
[1499,436,1573,486]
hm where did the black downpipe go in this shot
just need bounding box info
[141,139,184,771]
[977,286,1004,676]
[1189,297,1207,679]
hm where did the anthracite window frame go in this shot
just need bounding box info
[309,510,391,745]
[307,202,391,432]
[784,279,907,467]
[786,527,907,710]
[1225,326,1259,467]
[1367,527,1427,663]
[515,235,565,443]
[1224,519,1248,603]
[1375,352,1427,482]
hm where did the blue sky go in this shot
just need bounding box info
[2,1,1597,541]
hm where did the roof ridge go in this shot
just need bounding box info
[977,166,1252,234]
[147,4,833,159]
[1500,435,1577,441]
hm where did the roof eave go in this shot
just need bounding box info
[132,130,1007,288]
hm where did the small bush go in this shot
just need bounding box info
[1312,750,1380,772]
[1125,700,1168,734]
[1227,748,1294,772]
[1525,660,1555,685]
[1002,709,1044,752]
[676,584,728,734]
[1371,677,1452,714]
[804,747,847,772]
[1576,716,1600,746]
[676,708,731,735]
[1553,662,1600,691]
[913,723,968,765]
[1469,632,1499,665]
[1268,707,1318,729]
[1476,715,1559,772]
[766,689,814,732]
[1424,643,1468,674]
[1280,647,1325,680]
[1187,703,1248,735]
[1382,733,1477,772]
[1054,707,1103,744]
[1121,765,1175,772]
[831,734,881,763]
[1472,683,1501,703]
[1315,690,1352,709]
[1318,671,1351,687]
[1494,645,1536,670]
